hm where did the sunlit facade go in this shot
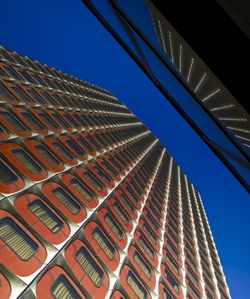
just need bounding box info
[0,46,230,298]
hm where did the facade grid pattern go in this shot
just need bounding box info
[0,46,230,299]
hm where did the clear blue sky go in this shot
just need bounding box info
[0,1,249,298]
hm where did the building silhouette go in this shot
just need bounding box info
[0,46,230,298]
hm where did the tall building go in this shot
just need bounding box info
[0,46,230,299]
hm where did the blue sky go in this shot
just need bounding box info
[0,1,249,297]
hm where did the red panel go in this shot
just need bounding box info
[159,282,180,299]
[134,230,158,269]
[0,80,24,105]
[142,209,162,238]
[128,245,156,290]
[0,157,25,194]
[0,210,47,276]
[44,136,78,166]
[103,153,126,176]
[119,264,151,299]
[74,133,97,156]
[0,143,48,182]
[139,219,160,252]
[95,157,121,182]
[161,263,183,298]
[121,182,145,204]
[24,139,65,173]
[0,272,11,299]
[110,289,127,299]
[162,248,182,279]
[61,173,99,208]
[75,167,108,197]
[14,193,70,245]
[87,162,115,189]
[0,107,31,137]
[12,107,48,135]
[97,207,127,249]
[114,189,138,220]
[64,239,109,298]
[46,110,71,131]
[107,197,133,233]
[41,182,86,224]
[31,109,61,134]
[83,221,120,271]
[36,265,86,299]
[59,135,88,161]
[0,124,10,141]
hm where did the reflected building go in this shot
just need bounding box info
[81,0,250,192]
[0,46,230,298]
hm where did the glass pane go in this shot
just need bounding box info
[0,217,38,260]
[0,160,18,184]
[12,148,42,174]
[75,246,104,287]
[51,275,82,299]
[53,187,80,215]
[28,199,63,233]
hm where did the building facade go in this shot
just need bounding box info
[0,46,230,298]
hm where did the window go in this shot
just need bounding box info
[0,217,38,260]
[28,89,47,104]
[139,235,154,260]
[134,251,151,279]
[87,135,100,148]
[127,270,147,299]
[0,82,16,101]
[113,202,129,225]
[35,145,60,166]
[12,86,34,103]
[93,166,111,183]
[143,223,157,243]
[28,199,63,233]
[120,193,135,213]
[76,246,104,287]
[52,142,73,160]
[104,213,123,240]
[3,66,21,80]
[51,275,82,299]
[38,112,58,129]
[63,113,79,127]
[83,171,103,191]
[66,139,85,156]
[18,70,36,84]
[166,253,179,274]
[188,282,201,299]
[187,266,199,285]
[77,137,93,152]
[164,268,179,293]
[70,178,93,201]
[53,187,80,215]
[21,112,44,130]
[162,287,174,299]
[146,213,159,231]
[0,160,18,184]
[130,180,142,195]
[12,148,42,174]
[51,113,69,129]
[92,227,115,260]
[101,161,117,177]
[125,185,139,203]
[108,157,122,171]
[0,111,26,131]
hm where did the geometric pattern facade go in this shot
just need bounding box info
[0,46,230,298]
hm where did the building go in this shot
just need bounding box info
[0,46,230,298]
[81,0,250,192]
